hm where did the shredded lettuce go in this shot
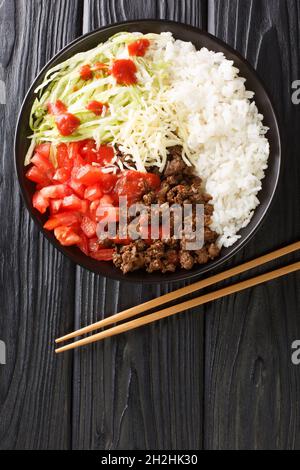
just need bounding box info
[26,32,197,171]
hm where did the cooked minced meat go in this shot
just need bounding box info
[112,146,221,273]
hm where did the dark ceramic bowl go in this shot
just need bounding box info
[15,20,281,283]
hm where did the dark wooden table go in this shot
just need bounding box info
[0,0,299,450]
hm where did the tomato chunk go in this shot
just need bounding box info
[68,179,86,198]
[98,172,118,193]
[81,216,97,238]
[53,168,70,183]
[57,143,72,169]
[32,191,49,214]
[31,153,54,174]
[89,249,115,261]
[75,164,102,184]
[54,226,81,246]
[79,64,93,80]
[84,183,103,201]
[80,139,97,163]
[44,212,80,230]
[75,164,117,191]
[128,39,150,57]
[35,143,51,159]
[49,199,63,215]
[98,145,114,165]
[41,184,71,199]
[100,194,114,206]
[55,113,80,136]
[89,199,100,222]
[109,59,137,85]
[26,166,51,186]
[62,194,85,211]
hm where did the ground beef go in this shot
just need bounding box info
[112,146,221,274]
[179,250,195,270]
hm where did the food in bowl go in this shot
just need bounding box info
[24,32,269,273]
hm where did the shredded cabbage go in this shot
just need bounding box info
[25,32,197,171]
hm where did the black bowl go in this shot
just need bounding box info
[15,20,281,283]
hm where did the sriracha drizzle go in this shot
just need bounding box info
[110,59,137,85]
[128,39,150,57]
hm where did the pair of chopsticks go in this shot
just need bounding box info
[55,241,300,353]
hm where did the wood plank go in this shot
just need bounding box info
[0,0,83,450]
[72,0,207,450]
[83,0,207,32]
[205,0,300,449]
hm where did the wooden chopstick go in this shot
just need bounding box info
[56,241,300,344]
[55,260,300,353]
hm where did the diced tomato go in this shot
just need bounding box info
[98,172,118,193]
[97,145,114,165]
[62,194,85,211]
[128,39,150,57]
[44,212,80,230]
[99,194,114,206]
[29,139,161,265]
[81,216,97,238]
[55,113,80,136]
[86,101,108,116]
[32,191,49,214]
[48,100,67,115]
[113,170,161,204]
[74,164,117,191]
[68,179,85,198]
[81,200,89,214]
[54,226,81,246]
[49,199,63,215]
[41,184,71,199]
[67,141,82,160]
[84,183,103,201]
[31,153,54,174]
[109,59,137,85]
[89,199,100,221]
[89,249,115,261]
[77,233,89,255]
[74,164,102,185]
[80,139,97,163]
[79,64,93,80]
[26,166,51,186]
[57,143,72,169]
[35,142,51,159]
[53,168,70,183]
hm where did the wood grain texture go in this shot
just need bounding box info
[72,0,207,451]
[83,0,207,33]
[0,0,83,450]
[1,0,299,451]
[205,0,300,450]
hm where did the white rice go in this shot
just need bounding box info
[151,34,270,247]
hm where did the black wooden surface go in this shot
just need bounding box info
[0,0,299,450]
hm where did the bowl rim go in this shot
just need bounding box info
[14,19,282,284]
